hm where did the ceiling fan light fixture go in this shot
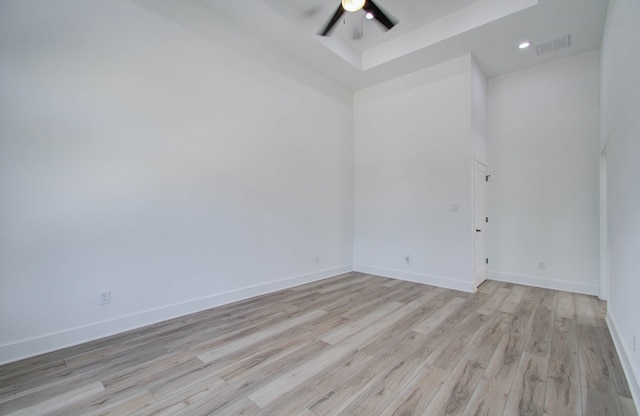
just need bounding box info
[342,0,366,12]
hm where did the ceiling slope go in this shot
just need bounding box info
[136,0,609,89]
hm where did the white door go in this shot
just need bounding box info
[474,161,488,287]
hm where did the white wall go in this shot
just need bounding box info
[353,55,475,292]
[488,51,601,295]
[471,57,489,164]
[0,0,354,364]
[601,0,640,405]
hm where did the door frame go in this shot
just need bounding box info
[473,158,489,288]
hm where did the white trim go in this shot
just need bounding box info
[606,312,640,410]
[599,147,609,300]
[354,264,476,293]
[0,265,352,365]
[489,271,599,295]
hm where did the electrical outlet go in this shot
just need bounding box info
[537,261,546,270]
[100,290,111,305]
[404,255,411,264]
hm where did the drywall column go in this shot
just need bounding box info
[488,51,600,295]
[601,0,640,405]
[354,55,475,292]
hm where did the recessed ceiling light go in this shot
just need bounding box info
[518,41,531,49]
[365,12,375,20]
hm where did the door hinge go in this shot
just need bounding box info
[486,258,489,264]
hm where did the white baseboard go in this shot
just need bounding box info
[0,265,352,366]
[606,312,640,410]
[353,264,476,293]
[489,271,599,296]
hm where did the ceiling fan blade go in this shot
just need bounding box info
[363,0,397,31]
[319,4,345,36]
[304,6,323,18]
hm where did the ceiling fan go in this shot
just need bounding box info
[318,0,397,37]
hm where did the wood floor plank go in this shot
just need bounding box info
[335,380,398,416]
[309,331,428,416]
[219,397,261,415]
[503,352,549,416]
[477,287,511,316]
[197,309,327,363]
[248,323,383,409]
[150,369,226,408]
[421,358,485,416]
[544,374,582,416]
[445,291,490,325]
[465,311,512,366]
[320,302,404,345]
[320,282,395,312]
[499,285,527,314]
[548,317,580,378]
[100,351,200,391]
[412,296,466,335]
[592,298,608,324]
[577,323,618,396]
[88,390,156,416]
[425,312,489,371]
[209,310,347,380]
[463,333,525,416]
[217,337,324,384]
[597,326,633,398]
[0,381,105,416]
[371,289,443,330]
[247,341,353,408]
[477,279,500,294]
[582,388,622,416]
[620,397,639,416]
[160,309,289,355]
[0,274,634,416]
[0,360,67,389]
[0,358,66,385]
[391,283,435,304]
[378,365,448,416]
[509,286,543,338]
[575,295,599,327]
[525,289,557,358]
[172,341,330,415]
[0,385,15,404]
[256,350,373,416]
[148,363,223,401]
[463,383,510,416]
[358,309,440,357]
[134,378,224,415]
[556,291,577,320]
[339,287,408,321]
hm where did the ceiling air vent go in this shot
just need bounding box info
[535,35,571,56]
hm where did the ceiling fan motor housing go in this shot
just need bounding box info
[342,0,366,12]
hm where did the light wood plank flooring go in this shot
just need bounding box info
[0,273,636,415]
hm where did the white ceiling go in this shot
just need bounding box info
[152,0,610,90]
